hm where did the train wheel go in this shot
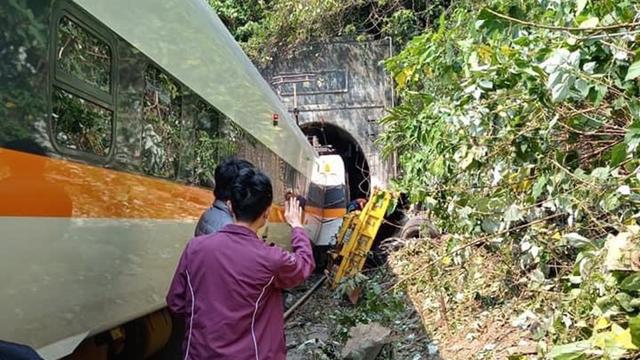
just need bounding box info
[110,322,145,360]
[109,310,172,359]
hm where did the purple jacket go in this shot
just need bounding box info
[166,224,315,359]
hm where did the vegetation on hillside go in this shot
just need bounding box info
[207,0,450,65]
[380,0,640,358]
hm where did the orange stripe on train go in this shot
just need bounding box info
[0,148,346,221]
[0,148,212,219]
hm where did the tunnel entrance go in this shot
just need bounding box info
[300,122,370,201]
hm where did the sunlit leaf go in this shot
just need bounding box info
[610,143,627,167]
[625,61,640,81]
[563,233,593,249]
[620,273,640,291]
[547,341,590,359]
[629,316,640,347]
[590,167,610,181]
[576,0,587,15]
[595,316,611,330]
[532,175,547,198]
[579,17,599,29]
[612,325,638,350]
[616,293,634,312]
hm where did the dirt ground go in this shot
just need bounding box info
[282,237,538,360]
[283,273,438,359]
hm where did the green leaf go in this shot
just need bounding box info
[478,79,493,89]
[616,292,634,312]
[548,340,590,359]
[459,152,474,170]
[579,17,599,29]
[611,325,639,350]
[386,198,398,216]
[551,76,572,102]
[481,217,501,233]
[594,84,608,106]
[590,167,610,181]
[629,99,640,120]
[625,61,640,81]
[532,175,547,198]
[563,233,593,249]
[620,273,640,291]
[603,193,621,212]
[610,143,627,167]
[430,156,445,176]
[504,204,522,222]
[630,316,640,348]
[508,355,526,360]
[576,0,587,15]
[583,62,596,74]
[574,78,590,98]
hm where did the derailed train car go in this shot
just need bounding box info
[0,0,346,358]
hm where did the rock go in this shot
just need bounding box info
[306,324,330,343]
[341,322,392,360]
[604,230,640,271]
[284,291,296,309]
[507,341,537,356]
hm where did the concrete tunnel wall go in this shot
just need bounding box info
[262,38,397,192]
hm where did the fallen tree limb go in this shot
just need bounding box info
[385,213,563,293]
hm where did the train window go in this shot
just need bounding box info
[56,16,111,93]
[51,87,113,156]
[194,101,221,135]
[179,98,235,186]
[142,66,182,178]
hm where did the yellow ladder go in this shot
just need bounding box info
[331,189,395,289]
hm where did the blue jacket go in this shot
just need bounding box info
[194,200,233,236]
[0,341,43,360]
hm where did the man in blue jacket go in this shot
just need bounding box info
[194,158,254,236]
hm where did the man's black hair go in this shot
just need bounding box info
[214,158,253,201]
[230,167,273,223]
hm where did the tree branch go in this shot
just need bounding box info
[485,8,640,33]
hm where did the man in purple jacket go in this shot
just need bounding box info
[166,167,315,359]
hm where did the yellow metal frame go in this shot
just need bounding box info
[331,189,395,288]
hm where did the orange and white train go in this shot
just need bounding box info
[0,0,346,358]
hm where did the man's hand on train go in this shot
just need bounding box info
[284,197,303,229]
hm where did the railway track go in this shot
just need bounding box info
[283,273,328,321]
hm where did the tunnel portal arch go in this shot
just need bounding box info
[300,122,370,201]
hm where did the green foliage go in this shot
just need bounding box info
[380,0,640,356]
[381,9,418,45]
[207,0,450,65]
[626,60,640,81]
[207,0,266,43]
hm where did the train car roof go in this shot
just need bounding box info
[73,0,317,175]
